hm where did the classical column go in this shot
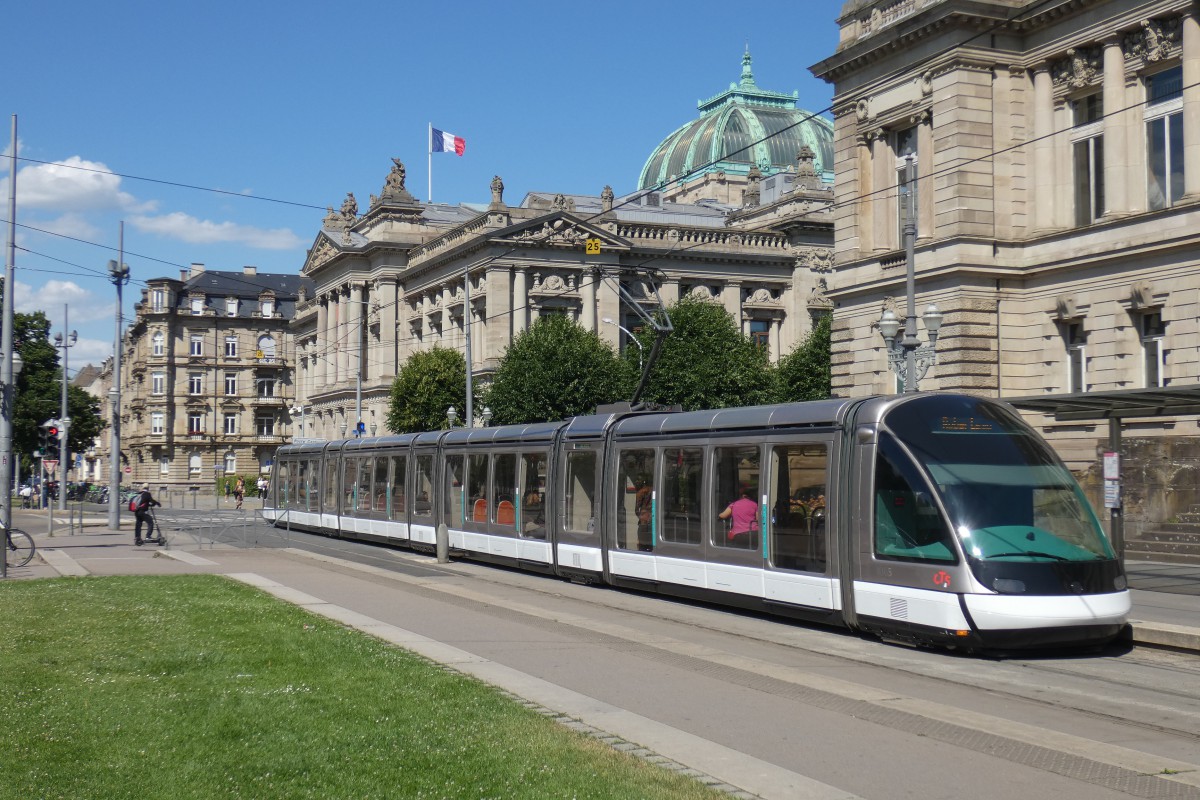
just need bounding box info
[381,279,399,379]
[335,288,348,384]
[316,296,328,386]
[768,318,781,365]
[1183,10,1200,200]
[871,129,892,250]
[856,133,874,252]
[512,268,528,334]
[658,280,680,306]
[348,282,363,385]
[722,282,742,330]
[915,111,934,239]
[1102,35,1129,216]
[581,269,597,332]
[1031,65,1058,233]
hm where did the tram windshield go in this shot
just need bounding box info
[884,396,1114,563]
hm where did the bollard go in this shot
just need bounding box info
[436,522,449,563]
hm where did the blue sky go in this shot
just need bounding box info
[2,0,845,370]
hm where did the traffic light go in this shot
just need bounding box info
[47,423,60,441]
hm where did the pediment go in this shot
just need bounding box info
[302,232,342,275]
[496,213,630,251]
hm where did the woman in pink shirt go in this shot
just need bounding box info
[718,486,759,548]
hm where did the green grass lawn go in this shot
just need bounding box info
[0,575,724,799]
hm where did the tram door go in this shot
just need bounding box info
[556,442,603,575]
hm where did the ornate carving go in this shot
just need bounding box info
[378,158,415,203]
[743,164,762,208]
[1126,17,1180,62]
[747,287,777,305]
[1052,47,1100,88]
[550,193,575,211]
[490,175,504,207]
[919,71,933,96]
[601,185,614,212]
[797,248,834,273]
[855,98,869,122]
[686,284,714,301]
[1055,295,1081,320]
[542,274,566,292]
[807,278,834,311]
[309,237,337,268]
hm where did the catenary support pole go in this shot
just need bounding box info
[0,115,17,578]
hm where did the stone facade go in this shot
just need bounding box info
[811,0,1200,538]
[119,264,311,489]
[292,160,835,436]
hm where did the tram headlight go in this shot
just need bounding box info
[992,578,1026,594]
[1113,575,1127,591]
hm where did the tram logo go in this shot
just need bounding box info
[932,570,952,589]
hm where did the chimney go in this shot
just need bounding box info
[189,262,206,278]
[243,265,257,276]
[180,269,188,281]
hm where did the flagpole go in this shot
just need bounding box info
[428,122,433,203]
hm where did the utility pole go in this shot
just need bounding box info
[1,115,18,578]
[54,307,76,511]
[107,224,130,529]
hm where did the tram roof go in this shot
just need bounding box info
[442,421,564,446]
[612,397,858,437]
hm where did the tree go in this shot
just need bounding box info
[777,314,832,402]
[636,297,776,412]
[484,315,633,425]
[386,347,467,433]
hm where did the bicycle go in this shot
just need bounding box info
[5,527,35,568]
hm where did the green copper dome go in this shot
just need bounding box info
[638,49,834,191]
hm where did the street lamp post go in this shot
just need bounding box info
[877,155,943,393]
[108,236,130,530]
[1,115,19,577]
[481,407,492,427]
[290,404,307,441]
[0,352,23,579]
[446,406,457,428]
[53,311,77,511]
[602,317,644,373]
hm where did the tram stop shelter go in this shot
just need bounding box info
[1007,384,1200,557]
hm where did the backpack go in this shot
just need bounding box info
[129,496,138,512]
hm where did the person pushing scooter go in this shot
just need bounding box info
[134,483,162,546]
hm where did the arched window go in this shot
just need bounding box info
[224,451,237,473]
[152,331,164,356]
[257,335,276,362]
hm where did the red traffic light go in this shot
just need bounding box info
[47,426,59,438]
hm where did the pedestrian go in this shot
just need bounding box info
[717,483,760,549]
[225,480,231,501]
[133,483,162,546]
[19,484,31,509]
[234,477,245,510]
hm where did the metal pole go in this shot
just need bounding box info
[902,155,918,393]
[464,264,473,427]
[58,305,69,511]
[107,223,127,530]
[1,115,17,578]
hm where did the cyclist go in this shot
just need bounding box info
[133,484,162,546]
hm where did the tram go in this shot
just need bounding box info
[264,393,1130,651]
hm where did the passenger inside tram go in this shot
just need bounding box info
[718,484,760,548]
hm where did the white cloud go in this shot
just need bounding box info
[129,211,303,250]
[3,156,152,213]
[15,280,115,325]
[68,337,115,366]
[29,212,102,244]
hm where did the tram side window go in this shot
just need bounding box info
[323,459,338,513]
[769,444,828,573]
[662,448,703,545]
[390,456,406,518]
[295,461,307,511]
[467,454,489,525]
[414,455,435,520]
[713,446,760,550]
[492,453,517,530]
[520,451,548,539]
[562,451,597,536]
[360,458,374,513]
[874,434,956,563]
[373,456,389,517]
[308,460,320,512]
[616,449,656,551]
[342,458,360,515]
[446,455,465,527]
[275,462,289,509]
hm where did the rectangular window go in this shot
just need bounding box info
[492,453,517,529]
[151,289,164,311]
[749,320,769,350]
[261,299,274,317]
[188,413,204,435]
[519,451,548,539]
[224,372,237,396]
[226,297,238,316]
[466,454,489,525]
[159,456,169,476]
[188,372,203,395]
[414,455,434,519]
[1066,322,1087,393]
[563,450,597,536]
[713,446,761,550]
[615,449,655,551]
[191,296,203,315]
[189,335,203,357]
[341,458,358,515]
[223,413,238,435]
[769,443,829,573]
[151,372,165,396]
[189,453,202,475]
[257,378,275,398]
[445,455,465,526]
[1146,66,1184,210]
[895,126,918,241]
[373,456,389,516]
[390,455,407,518]
[151,412,164,435]
[224,336,238,357]
[1073,136,1105,226]
[1142,311,1165,388]
[323,459,337,512]
[256,416,275,436]
[661,447,703,545]
[874,434,956,563]
[225,452,237,474]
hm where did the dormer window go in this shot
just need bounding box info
[261,298,274,317]
[151,289,165,312]
[226,297,238,316]
[190,296,204,315]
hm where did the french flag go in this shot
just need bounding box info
[431,127,466,156]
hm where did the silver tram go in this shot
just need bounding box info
[264,393,1130,651]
